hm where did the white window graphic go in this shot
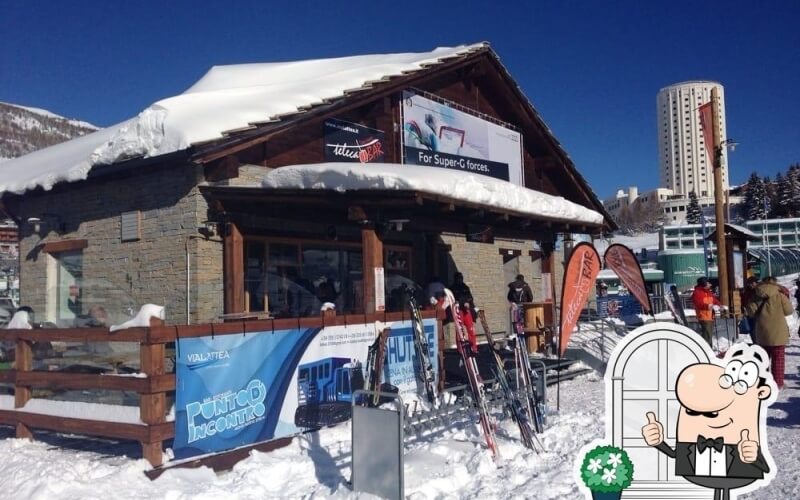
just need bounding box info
[608,324,713,499]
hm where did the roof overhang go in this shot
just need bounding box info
[200,184,599,239]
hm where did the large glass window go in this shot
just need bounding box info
[301,245,362,315]
[384,247,414,312]
[49,250,83,325]
[244,240,364,317]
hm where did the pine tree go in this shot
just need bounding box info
[685,191,702,223]
[742,172,761,220]
[788,164,800,216]
[763,175,776,217]
[745,175,769,220]
[773,172,789,218]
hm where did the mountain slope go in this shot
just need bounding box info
[0,102,97,161]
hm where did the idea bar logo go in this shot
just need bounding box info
[324,118,386,164]
[326,138,384,163]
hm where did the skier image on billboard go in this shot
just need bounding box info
[401,90,522,183]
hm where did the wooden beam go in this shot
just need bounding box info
[361,225,384,314]
[15,371,148,392]
[0,327,147,343]
[204,155,240,182]
[14,338,32,439]
[347,205,369,223]
[531,156,559,171]
[40,239,88,254]
[11,411,152,441]
[140,340,166,467]
[223,221,244,314]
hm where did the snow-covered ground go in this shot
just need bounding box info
[2,337,795,499]
[0,279,798,499]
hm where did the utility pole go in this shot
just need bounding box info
[712,87,729,308]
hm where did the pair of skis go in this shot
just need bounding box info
[363,323,390,407]
[363,299,438,408]
[408,296,437,404]
[444,289,501,463]
[478,310,542,452]
[510,304,546,435]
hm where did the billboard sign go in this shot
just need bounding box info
[324,118,386,163]
[174,319,437,460]
[401,91,523,184]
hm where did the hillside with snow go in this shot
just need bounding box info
[0,102,96,161]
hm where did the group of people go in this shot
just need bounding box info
[428,272,534,350]
[693,274,793,389]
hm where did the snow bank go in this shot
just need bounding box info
[262,163,604,225]
[0,44,485,195]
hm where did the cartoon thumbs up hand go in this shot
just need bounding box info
[738,429,759,463]
[641,412,664,446]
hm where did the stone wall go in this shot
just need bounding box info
[439,233,546,334]
[18,164,223,326]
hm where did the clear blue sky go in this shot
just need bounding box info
[2,0,798,198]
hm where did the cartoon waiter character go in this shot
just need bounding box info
[641,344,777,500]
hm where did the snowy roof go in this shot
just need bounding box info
[261,163,605,225]
[706,222,761,241]
[0,44,486,195]
[726,223,759,239]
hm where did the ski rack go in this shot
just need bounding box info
[401,377,542,443]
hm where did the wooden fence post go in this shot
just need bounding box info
[140,322,166,467]
[14,338,33,439]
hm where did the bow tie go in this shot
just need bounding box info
[697,435,724,453]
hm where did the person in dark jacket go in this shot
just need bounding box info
[745,277,792,389]
[507,274,533,304]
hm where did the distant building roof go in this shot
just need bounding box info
[706,223,760,241]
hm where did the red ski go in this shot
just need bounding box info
[444,288,501,463]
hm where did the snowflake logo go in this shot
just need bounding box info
[607,452,623,468]
[587,458,603,474]
[602,468,617,485]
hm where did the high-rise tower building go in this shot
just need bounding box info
[657,81,728,198]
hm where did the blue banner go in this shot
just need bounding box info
[174,319,437,460]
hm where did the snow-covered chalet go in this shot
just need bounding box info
[0,43,615,331]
